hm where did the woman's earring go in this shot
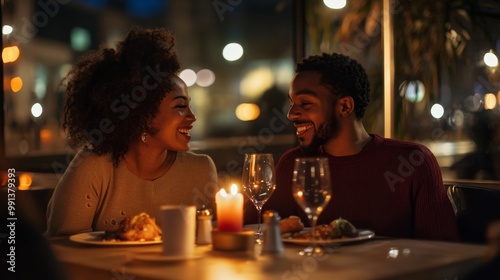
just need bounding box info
[141,133,147,144]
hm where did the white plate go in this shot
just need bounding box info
[69,231,162,246]
[131,252,201,262]
[282,230,375,245]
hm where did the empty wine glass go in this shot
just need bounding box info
[292,157,332,256]
[242,153,276,241]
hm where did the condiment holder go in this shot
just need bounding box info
[211,229,255,251]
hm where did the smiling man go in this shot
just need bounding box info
[244,53,459,241]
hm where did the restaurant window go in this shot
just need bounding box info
[303,0,500,182]
[1,0,295,176]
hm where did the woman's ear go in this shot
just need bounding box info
[339,96,355,117]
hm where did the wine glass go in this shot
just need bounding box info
[242,153,277,241]
[292,157,332,256]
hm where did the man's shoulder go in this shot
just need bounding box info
[373,135,437,163]
[280,146,302,159]
[375,134,432,152]
[276,147,303,167]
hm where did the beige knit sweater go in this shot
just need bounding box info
[46,150,218,237]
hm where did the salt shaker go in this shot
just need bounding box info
[196,206,213,245]
[262,210,284,255]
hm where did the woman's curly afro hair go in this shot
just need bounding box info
[62,26,181,164]
[296,53,370,119]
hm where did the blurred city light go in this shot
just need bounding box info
[179,69,197,87]
[324,0,347,9]
[431,103,444,119]
[235,103,260,121]
[240,66,274,99]
[2,25,13,35]
[35,64,47,99]
[2,46,20,63]
[222,43,244,61]
[18,174,33,190]
[484,93,497,109]
[451,109,464,128]
[40,128,54,144]
[71,27,91,52]
[399,80,425,102]
[10,77,23,93]
[483,50,498,67]
[31,103,43,118]
[196,69,215,87]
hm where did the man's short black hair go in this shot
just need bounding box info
[296,53,370,119]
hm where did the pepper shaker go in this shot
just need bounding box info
[196,206,213,245]
[262,210,284,255]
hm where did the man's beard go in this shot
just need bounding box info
[299,118,339,156]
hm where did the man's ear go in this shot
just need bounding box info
[339,96,355,117]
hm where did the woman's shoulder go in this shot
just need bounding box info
[65,148,114,174]
[176,151,215,166]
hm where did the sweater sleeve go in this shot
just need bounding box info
[413,145,460,241]
[193,154,218,211]
[45,151,107,237]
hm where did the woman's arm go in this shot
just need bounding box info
[45,151,105,237]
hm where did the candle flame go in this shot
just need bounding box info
[230,184,238,195]
[219,188,227,197]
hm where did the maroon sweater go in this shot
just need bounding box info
[244,134,459,242]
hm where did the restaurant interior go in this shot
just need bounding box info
[1,0,500,279]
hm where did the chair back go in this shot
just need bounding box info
[447,183,500,243]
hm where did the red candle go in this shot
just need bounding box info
[216,184,243,232]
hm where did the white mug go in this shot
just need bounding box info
[159,205,196,257]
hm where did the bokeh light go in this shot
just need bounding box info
[71,27,91,52]
[18,174,33,190]
[430,103,444,119]
[484,93,497,109]
[484,50,498,67]
[399,80,425,102]
[2,46,20,63]
[10,77,23,93]
[240,67,274,99]
[324,0,346,9]
[196,69,215,87]
[179,69,197,87]
[222,43,244,61]
[2,25,13,35]
[31,103,43,118]
[235,103,260,121]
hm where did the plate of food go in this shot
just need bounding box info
[69,212,162,246]
[131,251,202,262]
[279,216,375,245]
[69,231,161,245]
[282,229,375,245]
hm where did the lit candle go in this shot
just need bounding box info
[216,184,243,232]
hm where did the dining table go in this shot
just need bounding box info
[49,233,489,280]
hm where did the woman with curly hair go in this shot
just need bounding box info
[46,26,218,237]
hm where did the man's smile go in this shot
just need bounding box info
[295,123,314,137]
